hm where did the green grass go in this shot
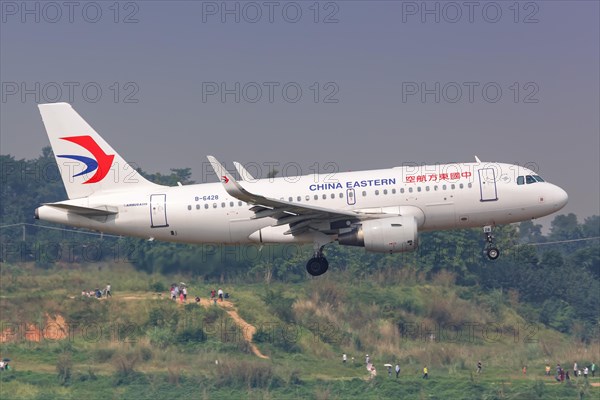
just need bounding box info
[1,261,599,399]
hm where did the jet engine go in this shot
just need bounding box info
[338,216,418,253]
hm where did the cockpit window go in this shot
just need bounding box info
[517,176,525,185]
[533,175,545,182]
[526,175,536,184]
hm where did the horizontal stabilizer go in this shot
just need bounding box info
[44,203,118,217]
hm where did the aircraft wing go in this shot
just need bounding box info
[208,156,361,235]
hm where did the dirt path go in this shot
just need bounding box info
[199,298,269,359]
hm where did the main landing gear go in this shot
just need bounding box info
[483,226,500,260]
[306,245,329,276]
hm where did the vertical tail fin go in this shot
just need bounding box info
[38,103,158,199]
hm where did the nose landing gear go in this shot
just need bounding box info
[483,226,500,260]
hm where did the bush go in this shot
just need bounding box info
[176,326,206,344]
[56,352,72,386]
[149,281,166,292]
[148,326,175,349]
[94,348,116,363]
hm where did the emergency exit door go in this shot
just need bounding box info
[478,168,498,202]
[150,194,169,227]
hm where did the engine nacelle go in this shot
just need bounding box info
[338,216,418,253]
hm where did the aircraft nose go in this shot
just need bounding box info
[550,185,568,211]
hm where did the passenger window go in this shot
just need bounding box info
[289,197,293,202]
[305,195,310,201]
[221,202,225,208]
[297,196,301,201]
[442,185,447,190]
[339,193,344,198]
[230,202,234,207]
[314,195,318,200]
[362,191,367,197]
[383,189,388,195]
[196,204,200,210]
[187,205,192,211]
[322,194,327,200]
[425,186,430,191]
[468,183,472,188]
[392,188,396,194]
[331,193,335,199]
[517,176,525,185]
[375,190,379,195]
[213,203,217,208]
[409,187,413,193]
[417,187,421,192]
[459,183,464,189]
[434,185,438,191]
[451,184,455,190]
[204,204,209,209]
[238,201,242,206]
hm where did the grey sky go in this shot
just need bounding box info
[1,1,598,225]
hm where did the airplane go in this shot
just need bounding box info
[34,103,569,276]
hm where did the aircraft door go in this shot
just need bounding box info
[150,194,169,227]
[478,168,498,202]
[346,188,356,205]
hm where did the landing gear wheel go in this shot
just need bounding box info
[487,247,500,260]
[306,257,329,276]
[483,226,500,260]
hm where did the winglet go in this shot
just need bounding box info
[474,155,482,163]
[207,156,253,202]
[233,161,256,181]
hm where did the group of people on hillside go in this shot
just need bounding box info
[343,353,412,380]
[553,361,596,381]
[170,284,188,303]
[81,283,111,299]
[168,285,229,305]
[210,288,227,304]
[0,359,10,371]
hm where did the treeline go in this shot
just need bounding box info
[1,149,598,337]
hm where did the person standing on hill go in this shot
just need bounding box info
[218,288,224,302]
[522,366,527,375]
[477,361,482,374]
[423,366,428,379]
[105,283,111,297]
[395,363,400,378]
[365,354,370,365]
[545,364,551,376]
[342,353,347,364]
[574,361,578,378]
[591,362,596,377]
[584,367,589,378]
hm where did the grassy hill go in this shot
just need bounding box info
[1,261,598,399]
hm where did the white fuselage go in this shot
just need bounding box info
[36,162,568,246]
